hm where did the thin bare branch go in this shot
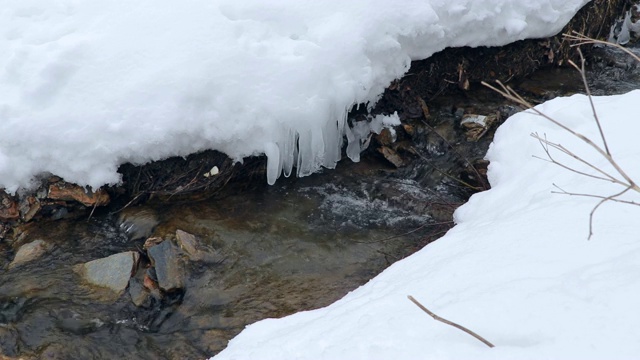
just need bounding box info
[552,184,638,239]
[408,295,495,348]
[564,31,640,63]
[482,80,639,193]
[531,133,621,184]
[419,108,489,190]
[587,186,634,240]
[87,201,98,222]
[551,184,640,206]
[567,48,610,156]
[483,35,640,239]
[411,146,484,191]
[353,221,453,244]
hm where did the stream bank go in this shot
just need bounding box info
[1,3,637,359]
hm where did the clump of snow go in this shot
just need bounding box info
[212,91,640,359]
[608,4,640,45]
[345,112,400,163]
[1,0,589,192]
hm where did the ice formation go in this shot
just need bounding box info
[1,0,589,192]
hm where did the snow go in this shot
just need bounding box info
[213,91,640,359]
[0,0,589,192]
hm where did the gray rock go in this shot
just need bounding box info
[9,239,49,269]
[128,274,151,308]
[176,229,224,264]
[176,229,198,258]
[75,251,139,294]
[118,207,159,241]
[147,240,185,291]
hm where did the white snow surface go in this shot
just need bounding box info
[1,0,589,192]
[213,91,640,359]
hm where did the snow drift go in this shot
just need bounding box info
[1,0,589,192]
[213,90,640,360]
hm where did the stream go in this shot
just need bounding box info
[1,45,638,360]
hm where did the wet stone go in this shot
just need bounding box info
[175,229,224,264]
[143,236,164,250]
[147,240,185,292]
[0,191,19,221]
[18,196,41,222]
[461,113,497,141]
[377,146,405,167]
[8,239,50,269]
[128,274,152,308]
[175,229,198,258]
[47,181,110,207]
[375,128,396,146]
[0,326,19,358]
[119,207,160,241]
[75,251,139,295]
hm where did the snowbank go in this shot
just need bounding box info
[1,0,589,192]
[213,91,640,359]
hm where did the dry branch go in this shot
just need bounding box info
[564,31,640,62]
[407,295,495,348]
[481,33,640,239]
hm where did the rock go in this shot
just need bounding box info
[143,271,160,291]
[75,251,139,295]
[176,229,225,264]
[47,182,110,207]
[374,128,396,146]
[143,236,164,250]
[8,239,50,269]
[176,230,198,258]
[119,207,159,241]
[461,114,497,142]
[402,124,416,137]
[128,272,152,308]
[0,191,19,221]
[0,324,19,357]
[377,146,405,168]
[18,196,41,222]
[147,240,185,291]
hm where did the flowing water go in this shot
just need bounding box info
[1,45,638,360]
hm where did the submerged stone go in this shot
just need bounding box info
[75,251,139,294]
[128,273,152,308]
[176,229,198,258]
[119,207,160,241]
[147,240,185,292]
[9,239,50,269]
[176,229,225,264]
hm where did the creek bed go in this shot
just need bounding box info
[1,44,638,359]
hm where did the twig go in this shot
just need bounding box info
[552,184,640,206]
[587,186,634,240]
[567,48,610,156]
[407,295,495,348]
[482,33,640,239]
[417,102,490,191]
[564,31,640,63]
[353,221,453,244]
[87,201,98,222]
[109,192,144,215]
[411,147,484,191]
[552,184,638,239]
[531,133,620,184]
[481,80,639,193]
